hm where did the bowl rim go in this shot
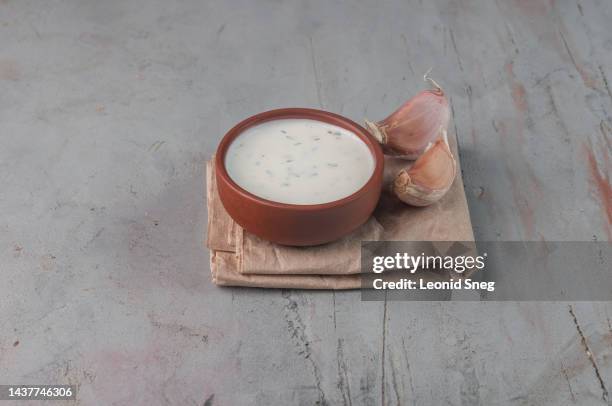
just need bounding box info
[215,108,384,211]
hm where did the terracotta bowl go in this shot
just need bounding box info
[215,108,384,246]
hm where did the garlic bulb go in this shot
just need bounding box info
[365,71,450,159]
[393,128,456,206]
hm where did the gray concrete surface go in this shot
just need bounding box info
[1,0,611,405]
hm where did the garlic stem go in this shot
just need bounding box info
[423,68,443,93]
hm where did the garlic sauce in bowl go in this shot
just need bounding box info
[215,108,383,246]
[224,119,375,205]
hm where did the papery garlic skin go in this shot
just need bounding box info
[393,129,456,206]
[365,73,450,160]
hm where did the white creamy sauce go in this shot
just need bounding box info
[225,118,375,205]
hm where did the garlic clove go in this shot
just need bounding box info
[393,128,456,206]
[365,70,450,160]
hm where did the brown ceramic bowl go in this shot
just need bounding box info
[215,108,384,246]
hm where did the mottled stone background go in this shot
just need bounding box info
[1,0,611,404]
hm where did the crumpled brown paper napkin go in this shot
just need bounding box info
[206,132,474,289]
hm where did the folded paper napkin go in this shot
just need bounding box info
[206,132,474,289]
